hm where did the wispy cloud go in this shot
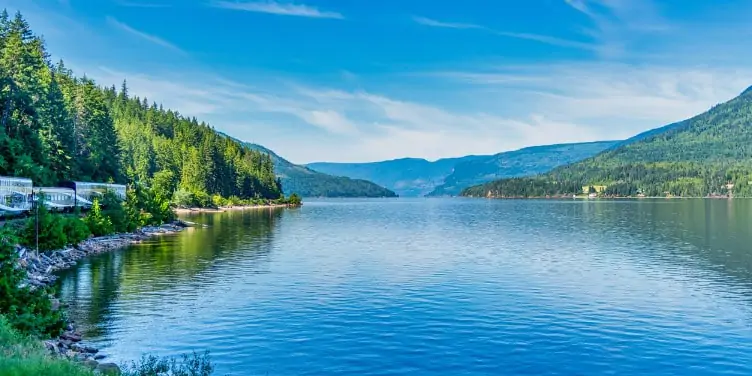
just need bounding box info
[564,0,669,58]
[212,1,344,19]
[106,17,185,53]
[114,1,172,7]
[412,16,483,30]
[413,15,596,51]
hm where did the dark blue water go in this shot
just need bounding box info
[57,199,752,375]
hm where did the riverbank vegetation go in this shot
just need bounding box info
[1,315,216,375]
[463,86,752,198]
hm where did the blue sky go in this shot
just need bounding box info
[4,0,752,163]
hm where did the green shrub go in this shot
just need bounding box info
[0,231,65,337]
[20,197,67,252]
[62,216,90,245]
[84,199,114,237]
[172,189,195,208]
[287,193,302,207]
[120,351,214,376]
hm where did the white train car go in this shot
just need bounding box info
[33,187,79,212]
[0,176,33,217]
[58,181,126,208]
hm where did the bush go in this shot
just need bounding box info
[172,189,196,208]
[20,197,67,252]
[211,194,226,208]
[0,231,65,337]
[120,351,214,376]
[84,199,114,237]
[287,193,302,207]
[129,183,174,226]
[62,216,90,245]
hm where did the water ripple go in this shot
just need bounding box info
[55,198,752,375]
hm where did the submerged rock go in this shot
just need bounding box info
[96,362,121,375]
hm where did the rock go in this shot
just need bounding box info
[59,339,73,348]
[83,359,99,369]
[50,298,60,311]
[96,363,121,375]
[73,353,89,362]
[61,332,83,342]
[72,344,99,354]
[43,340,57,352]
[94,354,106,360]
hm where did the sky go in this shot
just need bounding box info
[3,0,752,163]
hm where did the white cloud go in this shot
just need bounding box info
[437,62,752,136]
[82,58,752,164]
[106,17,185,54]
[563,0,670,58]
[412,16,483,30]
[413,15,596,51]
[114,1,172,7]
[212,1,344,19]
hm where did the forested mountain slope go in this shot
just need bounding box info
[463,87,752,198]
[244,143,397,197]
[0,10,282,203]
[308,156,483,197]
[427,141,619,196]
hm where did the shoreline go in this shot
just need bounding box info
[16,221,189,373]
[464,195,740,200]
[174,204,289,214]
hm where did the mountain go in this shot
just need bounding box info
[242,143,397,198]
[427,141,620,196]
[308,156,486,197]
[308,142,618,197]
[463,86,752,198]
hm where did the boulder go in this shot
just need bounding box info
[96,363,121,375]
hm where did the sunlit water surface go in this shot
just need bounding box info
[57,198,752,375]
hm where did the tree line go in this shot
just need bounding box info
[0,10,284,204]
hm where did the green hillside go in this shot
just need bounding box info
[244,143,397,198]
[463,87,752,198]
[427,141,619,196]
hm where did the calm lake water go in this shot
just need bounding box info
[56,198,752,375]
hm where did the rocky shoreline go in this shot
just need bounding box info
[15,221,189,374]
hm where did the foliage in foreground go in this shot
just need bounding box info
[0,315,218,376]
[0,316,94,376]
[120,351,214,376]
[0,230,64,337]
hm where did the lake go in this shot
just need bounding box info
[56,198,752,375]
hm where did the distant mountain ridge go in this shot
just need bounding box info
[462,86,752,198]
[427,141,620,196]
[222,137,397,197]
[308,141,619,197]
[308,155,485,197]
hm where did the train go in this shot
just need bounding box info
[0,176,126,217]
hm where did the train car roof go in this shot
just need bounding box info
[0,176,33,183]
[62,181,126,187]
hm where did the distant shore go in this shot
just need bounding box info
[465,195,739,200]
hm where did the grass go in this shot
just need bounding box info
[0,316,217,376]
[0,316,94,376]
